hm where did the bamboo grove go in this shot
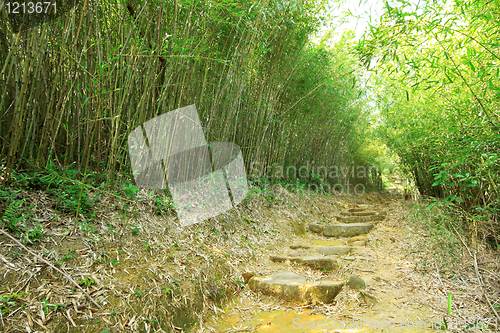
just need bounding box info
[0,0,373,188]
[357,0,500,241]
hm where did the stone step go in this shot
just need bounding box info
[357,204,375,209]
[349,210,378,216]
[309,222,374,237]
[309,223,325,233]
[245,271,344,304]
[290,244,311,250]
[336,215,386,223]
[288,243,361,255]
[270,254,339,271]
[315,245,357,256]
[290,235,368,250]
[324,223,374,237]
[347,208,367,213]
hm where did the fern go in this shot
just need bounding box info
[1,200,42,243]
[2,200,25,232]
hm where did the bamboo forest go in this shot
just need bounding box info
[0,0,499,331]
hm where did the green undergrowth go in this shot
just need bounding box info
[0,163,177,244]
[247,172,383,203]
[1,164,385,245]
[405,199,466,277]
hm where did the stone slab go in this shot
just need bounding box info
[315,246,356,256]
[270,254,339,271]
[348,208,366,213]
[309,223,324,233]
[246,271,344,304]
[358,215,386,222]
[350,211,377,216]
[336,216,361,223]
[337,215,386,223]
[323,223,374,237]
[290,244,311,250]
[347,235,369,244]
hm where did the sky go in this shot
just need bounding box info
[327,0,387,41]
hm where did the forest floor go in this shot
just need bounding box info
[0,186,499,332]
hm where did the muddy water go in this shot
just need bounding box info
[215,307,436,332]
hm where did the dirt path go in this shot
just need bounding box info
[201,193,493,332]
[1,188,496,332]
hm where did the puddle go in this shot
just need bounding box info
[214,305,437,332]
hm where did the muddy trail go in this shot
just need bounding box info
[0,188,498,332]
[202,192,498,332]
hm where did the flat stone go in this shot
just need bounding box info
[357,204,375,209]
[347,275,366,290]
[350,210,377,216]
[302,257,339,271]
[348,208,366,213]
[351,241,365,246]
[323,223,374,237]
[336,216,360,223]
[269,254,299,263]
[246,271,344,304]
[269,271,307,283]
[270,254,339,271]
[290,244,311,250]
[338,215,386,223]
[309,223,324,234]
[315,246,356,256]
[358,215,386,222]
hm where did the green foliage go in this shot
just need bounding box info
[80,277,95,287]
[11,166,95,217]
[53,181,93,215]
[0,292,25,315]
[153,196,174,216]
[122,183,139,200]
[1,199,43,243]
[356,0,500,240]
[42,298,66,314]
[130,223,141,235]
[2,200,26,232]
